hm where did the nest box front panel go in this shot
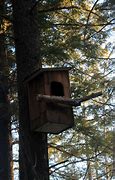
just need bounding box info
[26,68,74,133]
[43,71,71,97]
[46,102,74,133]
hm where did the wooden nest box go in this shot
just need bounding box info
[25,67,74,134]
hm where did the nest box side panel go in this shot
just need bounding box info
[27,75,47,130]
[44,71,71,97]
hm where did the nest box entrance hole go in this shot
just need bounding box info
[50,81,64,96]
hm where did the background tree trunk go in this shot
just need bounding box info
[12,0,49,179]
[0,1,12,179]
[0,20,12,180]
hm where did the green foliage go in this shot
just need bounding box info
[43,0,114,179]
[1,0,114,179]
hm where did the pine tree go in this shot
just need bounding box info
[12,0,49,179]
[0,0,114,179]
[0,0,13,179]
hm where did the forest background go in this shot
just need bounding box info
[0,0,115,179]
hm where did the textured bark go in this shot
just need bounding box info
[12,1,49,179]
[0,20,11,180]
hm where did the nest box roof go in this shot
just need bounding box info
[24,67,71,83]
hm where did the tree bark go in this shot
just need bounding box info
[0,17,12,180]
[12,1,49,179]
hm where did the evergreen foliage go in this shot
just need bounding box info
[0,0,114,179]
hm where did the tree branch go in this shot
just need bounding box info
[36,91,102,107]
[84,0,100,43]
[86,18,115,41]
[86,0,99,27]
[49,22,115,28]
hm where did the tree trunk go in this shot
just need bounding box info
[0,4,12,179]
[12,1,49,179]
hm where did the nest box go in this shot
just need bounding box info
[25,67,74,134]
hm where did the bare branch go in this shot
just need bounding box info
[49,159,69,170]
[84,0,100,43]
[86,18,115,41]
[37,91,102,107]
[38,5,79,14]
[86,0,100,28]
[48,22,115,28]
